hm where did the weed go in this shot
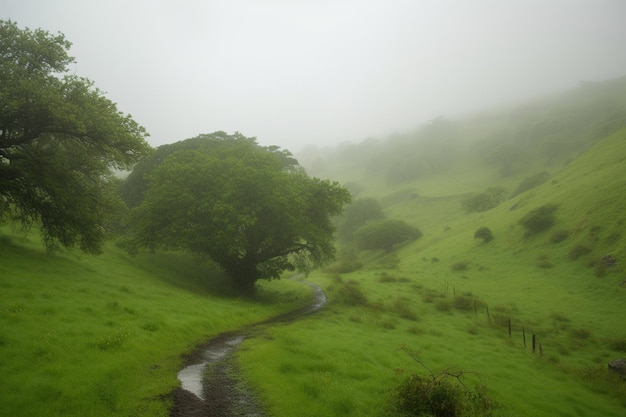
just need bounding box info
[436,299,452,312]
[378,272,397,283]
[337,281,369,306]
[452,295,475,311]
[393,298,419,321]
[536,254,554,268]
[570,328,593,340]
[451,260,469,271]
[607,338,626,353]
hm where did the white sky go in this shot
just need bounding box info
[3,1,626,152]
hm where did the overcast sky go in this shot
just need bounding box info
[4,1,626,152]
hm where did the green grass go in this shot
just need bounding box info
[0,230,312,417]
[237,128,626,416]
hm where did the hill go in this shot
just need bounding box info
[0,233,311,416]
[237,81,626,416]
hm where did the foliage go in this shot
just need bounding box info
[519,204,558,235]
[389,347,498,417]
[353,219,421,252]
[0,20,150,253]
[510,171,551,198]
[336,197,385,242]
[124,132,350,294]
[336,280,369,306]
[461,187,508,213]
[473,226,493,243]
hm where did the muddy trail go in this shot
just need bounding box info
[168,280,326,417]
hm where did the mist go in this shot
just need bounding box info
[4,0,626,151]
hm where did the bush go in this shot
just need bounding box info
[451,260,469,271]
[519,204,558,235]
[461,187,508,213]
[474,226,493,243]
[568,244,592,260]
[510,171,551,198]
[337,281,369,306]
[389,347,499,417]
[549,229,570,243]
[353,219,421,252]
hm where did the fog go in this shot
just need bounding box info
[4,0,626,151]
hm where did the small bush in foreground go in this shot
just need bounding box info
[389,347,499,417]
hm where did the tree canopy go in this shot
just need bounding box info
[353,219,421,253]
[124,132,350,294]
[0,20,150,252]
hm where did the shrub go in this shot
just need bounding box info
[322,259,363,274]
[453,295,475,311]
[461,187,508,213]
[353,219,422,252]
[519,204,558,235]
[568,244,592,260]
[474,226,493,243]
[337,281,368,306]
[510,171,551,198]
[378,272,398,283]
[549,229,570,243]
[451,260,469,271]
[608,338,626,353]
[389,347,499,417]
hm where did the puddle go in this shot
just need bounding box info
[174,279,326,409]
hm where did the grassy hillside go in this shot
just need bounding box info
[237,131,626,414]
[0,232,311,417]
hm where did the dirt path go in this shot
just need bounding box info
[169,280,325,417]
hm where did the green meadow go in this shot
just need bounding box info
[0,234,311,416]
[237,128,626,416]
[2,79,626,417]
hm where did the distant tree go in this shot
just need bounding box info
[510,171,551,198]
[461,187,508,213]
[336,197,385,242]
[353,219,421,252]
[519,204,558,235]
[474,226,494,243]
[0,20,150,253]
[124,133,350,294]
[485,144,529,176]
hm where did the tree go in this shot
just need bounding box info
[474,226,494,243]
[461,186,508,213]
[125,132,350,294]
[336,197,385,243]
[0,20,150,253]
[519,204,558,236]
[485,144,528,177]
[353,219,421,253]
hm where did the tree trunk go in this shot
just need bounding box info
[223,258,260,296]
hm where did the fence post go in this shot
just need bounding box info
[523,326,526,348]
[508,319,511,337]
[532,334,536,353]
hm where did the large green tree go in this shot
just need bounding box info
[0,20,150,252]
[125,132,350,294]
